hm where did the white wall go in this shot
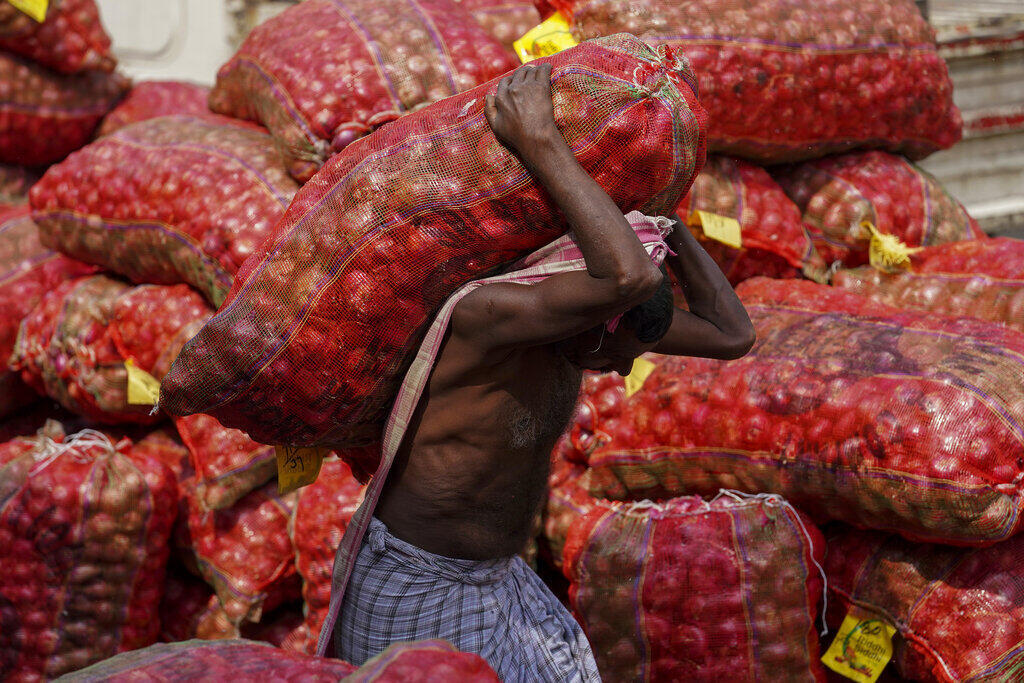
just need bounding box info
[95,0,232,85]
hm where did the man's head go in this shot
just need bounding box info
[559,271,674,376]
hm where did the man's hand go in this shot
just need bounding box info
[485,63,558,160]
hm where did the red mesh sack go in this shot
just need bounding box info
[0,207,96,418]
[678,155,827,285]
[246,606,313,653]
[97,81,212,137]
[774,151,983,268]
[907,236,1024,279]
[0,53,128,166]
[10,276,212,424]
[30,115,299,307]
[0,166,39,207]
[453,0,541,49]
[209,0,519,182]
[0,0,114,74]
[290,459,365,650]
[57,640,358,681]
[174,414,276,512]
[833,266,1024,334]
[161,35,708,454]
[0,429,177,680]
[345,640,501,682]
[581,278,1024,546]
[552,0,960,163]
[132,426,192,482]
[182,481,300,627]
[543,464,596,570]
[160,563,219,643]
[826,528,1024,682]
[562,494,827,681]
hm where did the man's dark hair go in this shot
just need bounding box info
[620,268,673,343]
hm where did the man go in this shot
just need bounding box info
[335,63,756,680]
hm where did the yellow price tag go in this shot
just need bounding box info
[125,360,161,406]
[275,445,328,495]
[7,0,48,22]
[689,210,742,250]
[822,607,897,683]
[513,12,577,63]
[624,357,657,398]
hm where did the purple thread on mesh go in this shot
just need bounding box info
[403,0,458,94]
[728,505,762,678]
[206,447,276,485]
[775,505,818,672]
[0,251,57,284]
[632,514,655,681]
[641,33,936,53]
[219,58,319,141]
[328,0,405,112]
[38,210,234,291]
[114,117,295,207]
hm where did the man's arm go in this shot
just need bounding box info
[452,63,663,349]
[654,214,757,360]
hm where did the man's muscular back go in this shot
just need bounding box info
[376,331,581,561]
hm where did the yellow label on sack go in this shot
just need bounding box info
[689,210,742,249]
[7,0,48,22]
[514,12,577,63]
[863,221,922,272]
[624,357,657,398]
[822,607,897,683]
[125,360,161,406]
[275,445,328,495]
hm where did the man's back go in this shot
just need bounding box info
[376,335,582,560]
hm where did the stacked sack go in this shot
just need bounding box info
[0,1,128,167]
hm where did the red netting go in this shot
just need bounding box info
[97,81,212,137]
[562,494,826,681]
[10,276,211,424]
[580,278,1024,546]
[174,414,276,512]
[131,426,192,483]
[0,52,127,166]
[0,207,96,418]
[245,606,313,653]
[290,459,366,650]
[909,236,1024,279]
[57,640,358,681]
[182,481,300,627]
[550,0,961,163]
[0,166,39,207]
[345,640,501,682]
[162,35,707,455]
[209,0,519,182]
[30,115,299,307]
[833,266,1024,334]
[825,528,1024,683]
[774,151,983,267]
[678,155,827,285]
[0,0,114,74]
[542,464,595,570]
[454,0,540,49]
[0,428,177,680]
[160,562,219,643]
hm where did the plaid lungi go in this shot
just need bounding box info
[336,517,601,682]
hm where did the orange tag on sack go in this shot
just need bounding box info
[7,0,48,22]
[125,360,161,406]
[689,210,742,249]
[624,357,657,398]
[514,12,577,63]
[276,445,328,494]
[822,607,896,683]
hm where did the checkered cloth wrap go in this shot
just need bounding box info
[317,212,673,669]
[337,517,601,681]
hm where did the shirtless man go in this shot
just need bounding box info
[334,63,756,681]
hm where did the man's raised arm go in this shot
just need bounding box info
[452,63,664,349]
[654,214,756,360]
